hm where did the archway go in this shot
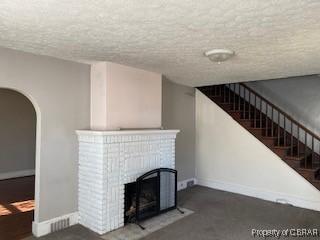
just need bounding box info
[0,88,39,239]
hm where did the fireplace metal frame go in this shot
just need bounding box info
[135,168,177,224]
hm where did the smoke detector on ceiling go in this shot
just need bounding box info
[204,49,235,63]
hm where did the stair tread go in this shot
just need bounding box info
[296,167,320,172]
[284,155,305,161]
[240,119,254,122]
[263,136,278,139]
[273,146,291,149]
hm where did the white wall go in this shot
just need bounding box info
[195,90,320,211]
[162,78,195,182]
[0,47,90,224]
[91,62,162,130]
[0,89,36,178]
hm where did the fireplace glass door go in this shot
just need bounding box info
[136,171,159,220]
[124,168,177,224]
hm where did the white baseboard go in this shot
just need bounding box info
[0,169,35,180]
[32,212,79,237]
[197,178,320,212]
[177,178,197,191]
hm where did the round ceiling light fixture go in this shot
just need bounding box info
[204,49,235,63]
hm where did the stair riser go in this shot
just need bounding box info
[272,149,288,158]
[218,103,234,111]
[261,137,276,146]
[298,170,316,180]
[261,140,275,148]
[230,112,241,119]
[238,121,252,129]
[249,129,264,138]
[285,160,301,169]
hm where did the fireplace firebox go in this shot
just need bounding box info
[124,168,177,227]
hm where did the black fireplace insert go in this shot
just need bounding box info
[124,168,177,225]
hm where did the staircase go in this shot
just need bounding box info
[198,83,320,190]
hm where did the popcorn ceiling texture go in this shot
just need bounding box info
[0,0,320,86]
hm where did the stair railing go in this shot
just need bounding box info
[203,83,320,170]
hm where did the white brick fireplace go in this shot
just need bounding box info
[76,129,179,234]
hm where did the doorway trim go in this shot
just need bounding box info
[0,87,41,224]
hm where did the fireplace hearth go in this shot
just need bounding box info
[124,168,177,227]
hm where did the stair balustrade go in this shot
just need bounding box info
[198,83,320,189]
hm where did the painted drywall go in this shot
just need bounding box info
[0,47,90,223]
[90,62,107,130]
[162,78,195,181]
[246,75,320,135]
[0,89,36,176]
[195,90,320,211]
[91,62,162,130]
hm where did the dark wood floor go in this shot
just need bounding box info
[0,176,35,240]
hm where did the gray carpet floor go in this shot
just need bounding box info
[26,186,320,240]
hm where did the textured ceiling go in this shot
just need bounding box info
[0,0,320,86]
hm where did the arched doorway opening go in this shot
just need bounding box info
[0,88,38,239]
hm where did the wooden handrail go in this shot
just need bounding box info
[239,83,320,141]
[199,83,320,169]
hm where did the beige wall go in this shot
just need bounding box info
[195,90,320,211]
[91,62,162,130]
[0,89,36,175]
[0,47,90,222]
[162,79,195,181]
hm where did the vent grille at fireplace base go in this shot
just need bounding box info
[50,218,70,233]
[124,168,177,224]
